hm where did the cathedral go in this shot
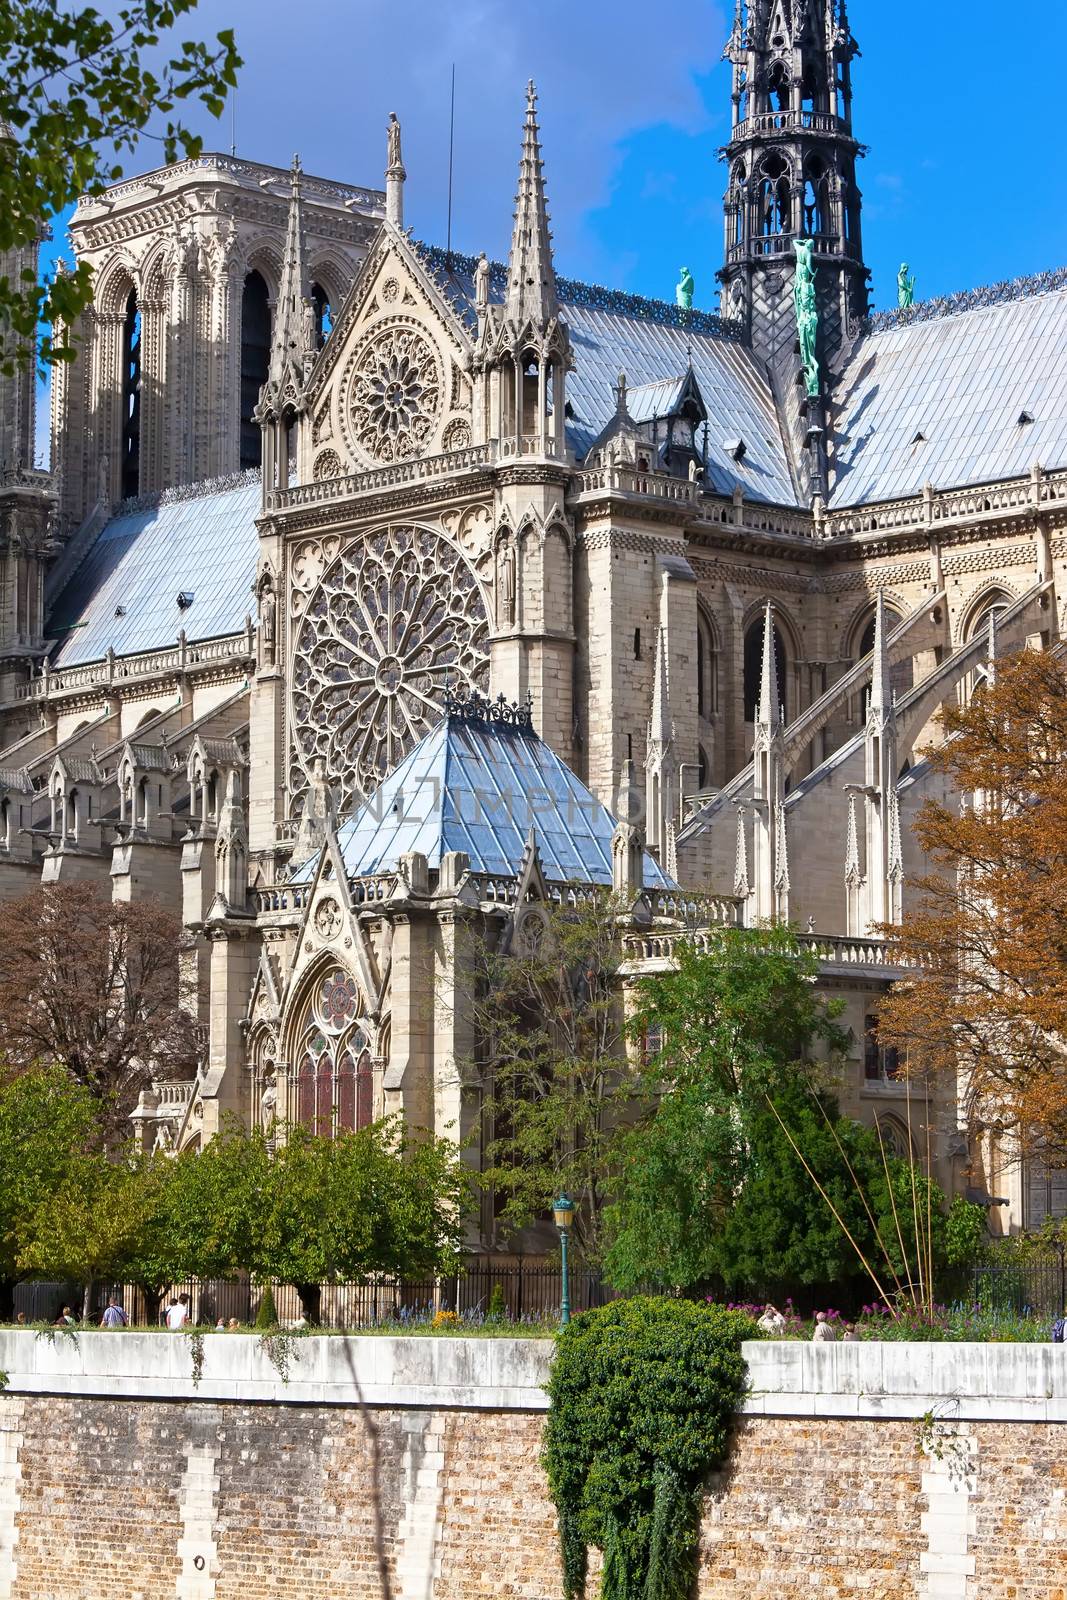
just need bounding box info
[0,0,1063,1239]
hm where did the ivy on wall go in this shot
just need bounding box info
[543,1298,754,1600]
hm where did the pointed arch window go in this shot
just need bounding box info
[293,968,373,1135]
[856,605,911,711]
[121,290,141,499]
[803,159,830,238]
[697,609,719,720]
[311,282,332,346]
[767,60,791,114]
[758,155,791,238]
[240,270,271,469]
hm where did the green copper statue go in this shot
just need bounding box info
[897,262,916,309]
[792,238,819,398]
[676,266,695,311]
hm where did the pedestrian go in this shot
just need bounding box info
[757,1303,786,1335]
[53,1305,75,1327]
[215,1318,225,1330]
[165,1293,190,1331]
[812,1311,836,1343]
[14,1312,25,1326]
[225,1318,240,1332]
[842,1323,860,1343]
[100,1297,127,1329]
[1052,1308,1067,1343]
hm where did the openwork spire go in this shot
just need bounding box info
[265,154,312,401]
[504,81,559,329]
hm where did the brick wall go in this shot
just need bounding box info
[0,1391,1065,1599]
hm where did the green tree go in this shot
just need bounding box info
[465,893,628,1266]
[0,0,241,372]
[18,1152,139,1320]
[0,1065,98,1318]
[605,927,848,1293]
[162,1119,468,1323]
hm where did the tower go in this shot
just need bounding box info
[719,0,868,385]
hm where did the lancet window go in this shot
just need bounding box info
[121,290,142,499]
[293,968,373,1136]
[240,270,271,469]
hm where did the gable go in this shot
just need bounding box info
[302,226,476,484]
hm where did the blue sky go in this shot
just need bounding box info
[37,0,1067,456]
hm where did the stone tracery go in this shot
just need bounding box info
[291,522,489,806]
[343,320,442,465]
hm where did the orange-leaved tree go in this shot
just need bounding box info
[0,882,199,1134]
[879,648,1067,1166]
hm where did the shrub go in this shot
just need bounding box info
[486,1283,507,1324]
[543,1297,754,1600]
[254,1284,278,1329]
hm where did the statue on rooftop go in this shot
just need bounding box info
[897,262,916,310]
[676,266,694,312]
[792,238,820,399]
[475,252,490,314]
[387,112,404,173]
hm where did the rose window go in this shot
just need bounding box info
[291,522,489,807]
[345,322,442,465]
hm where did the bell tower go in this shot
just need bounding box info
[719,0,869,386]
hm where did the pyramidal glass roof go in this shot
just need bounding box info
[298,712,674,889]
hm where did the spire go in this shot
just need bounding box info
[505,82,559,329]
[650,628,672,749]
[868,588,894,725]
[265,155,312,402]
[845,790,861,885]
[757,601,781,733]
[734,805,750,900]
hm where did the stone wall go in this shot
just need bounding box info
[0,1333,1063,1599]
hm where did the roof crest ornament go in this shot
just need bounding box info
[868,263,1067,334]
[444,687,535,735]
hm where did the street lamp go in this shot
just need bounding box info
[553,1193,575,1326]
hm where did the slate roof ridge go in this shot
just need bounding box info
[415,241,739,340]
[114,466,262,519]
[866,264,1067,335]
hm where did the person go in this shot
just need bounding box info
[757,1304,786,1335]
[53,1305,75,1327]
[100,1297,127,1329]
[812,1311,836,1343]
[842,1324,860,1343]
[225,1318,240,1332]
[15,1312,25,1326]
[215,1318,226,1331]
[1052,1308,1066,1343]
[165,1293,190,1331]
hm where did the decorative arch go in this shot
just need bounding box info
[240,268,272,469]
[757,153,792,236]
[957,584,1014,646]
[94,255,139,318]
[873,1114,914,1163]
[846,598,913,707]
[283,959,373,1135]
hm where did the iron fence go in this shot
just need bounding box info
[12,1261,618,1329]
[971,1258,1067,1320]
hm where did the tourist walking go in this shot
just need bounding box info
[100,1297,127,1329]
[812,1312,836,1343]
[165,1294,191,1330]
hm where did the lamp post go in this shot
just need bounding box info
[553,1193,575,1326]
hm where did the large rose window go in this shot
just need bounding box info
[291,523,489,807]
[344,321,442,465]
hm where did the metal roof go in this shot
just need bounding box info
[417,246,798,506]
[300,713,674,888]
[48,478,260,666]
[626,374,691,423]
[831,286,1067,507]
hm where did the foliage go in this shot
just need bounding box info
[167,1118,468,1320]
[944,1195,989,1270]
[0,883,199,1131]
[0,1066,98,1288]
[486,1282,507,1324]
[465,893,630,1266]
[543,1297,753,1600]
[604,927,848,1293]
[877,650,1067,1166]
[254,1284,278,1330]
[0,0,240,372]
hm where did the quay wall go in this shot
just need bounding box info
[0,1332,1062,1599]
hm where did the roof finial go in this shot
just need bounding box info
[504,78,559,328]
[868,588,892,721]
[758,600,781,733]
[386,111,406,229]
[263,152,312,405]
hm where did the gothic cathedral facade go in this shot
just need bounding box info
[1,0,1065,1236]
